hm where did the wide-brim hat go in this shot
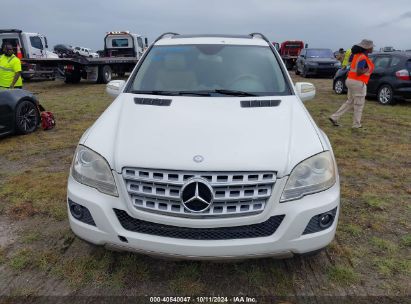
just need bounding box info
[356,39,375,49]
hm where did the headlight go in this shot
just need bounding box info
[280,151,336,202]
[71,145,118,196]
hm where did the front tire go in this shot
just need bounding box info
[301,66,308,78]
[377,84,394,105]
[64,72,81,84]
[15,100,40,135]
[334,78,345,94]
[97,65,112,84]
[295,66,300,75]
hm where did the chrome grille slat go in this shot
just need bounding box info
[123,168,276,218]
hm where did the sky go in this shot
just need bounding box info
[2,0,411,51]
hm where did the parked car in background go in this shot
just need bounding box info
[333,52,411,104]
[295,48,340,78]
[54,44,75,58]
[380,46,395,52]
[74,46,99,58]
[0,89,40,137]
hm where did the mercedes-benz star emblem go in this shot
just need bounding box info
[180,178,213,213]
[193,155,204,163]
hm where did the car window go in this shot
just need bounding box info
[129,44,290,96]
[306,49,334,58]
[374,57,391,69]
[30,36,43,49]
[112,39,129,47]
[407,60,411,70]
[390,56,401,67]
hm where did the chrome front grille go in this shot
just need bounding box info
[122,168,276,218]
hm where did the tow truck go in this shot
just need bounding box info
[279,40,305,70]
[22,31,148,84]
[0,29,59,80]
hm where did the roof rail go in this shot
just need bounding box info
[154,32,180,43]
[249,33,270,44]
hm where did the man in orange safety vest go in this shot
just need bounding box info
[329,39,375,129]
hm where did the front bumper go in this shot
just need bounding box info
[67,174,340,260]
[306,66,338,76]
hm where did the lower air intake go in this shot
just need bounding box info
[114,209,284,240]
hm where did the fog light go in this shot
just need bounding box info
[319,213,334,228]
[68,198,96,226]
[71,204,84,219]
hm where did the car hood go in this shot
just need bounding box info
[82,94,324,177]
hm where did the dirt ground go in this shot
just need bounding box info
[0,75,410,303]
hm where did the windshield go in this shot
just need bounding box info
[128,44,290,96]
[306,49,334,58]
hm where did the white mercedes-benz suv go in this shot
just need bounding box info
[67,33,340,260]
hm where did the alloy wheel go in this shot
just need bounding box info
[334,80,344,94]
[17,101,38,133]
[378,86,393,105]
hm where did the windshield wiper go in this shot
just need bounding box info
[175,91,211,96]
[130,90,177,96]
[213,89,258,97]
[130,90,211,96]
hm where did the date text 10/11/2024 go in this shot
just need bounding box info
[149,296,258,303]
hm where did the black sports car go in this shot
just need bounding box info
[0,89,40,137]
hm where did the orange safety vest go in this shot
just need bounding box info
[347,53,375,84]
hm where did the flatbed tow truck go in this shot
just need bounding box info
[22,31,147,84]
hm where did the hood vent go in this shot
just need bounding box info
[134,98,172,106]
[241,100,281,108]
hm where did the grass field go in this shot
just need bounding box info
[0,76,410,301]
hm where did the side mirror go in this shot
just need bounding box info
[106,80,126,97]
[295,82,316,102]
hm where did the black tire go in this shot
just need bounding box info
[15,100,40,135]
[295,66,300,75]
[301,66,308,78]
[64,72,81,84]
[22,74,33,81]
[334,78,345,94]
[97,65,112,84]
[377,84,394,105]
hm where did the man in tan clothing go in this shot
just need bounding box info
[329,39,375,128]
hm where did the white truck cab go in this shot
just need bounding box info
[104,31,146,59]
[0,29,58,59]
[0,29,58,80]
